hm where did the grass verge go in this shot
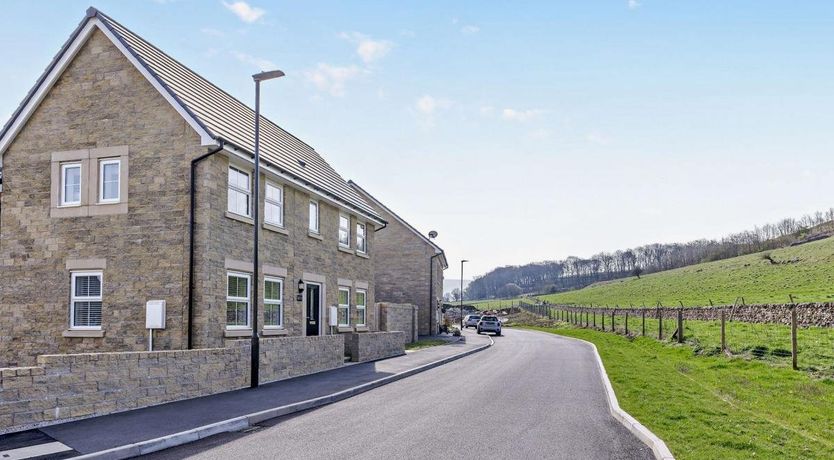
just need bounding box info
[404,338,449,351]
[524,324,834,460]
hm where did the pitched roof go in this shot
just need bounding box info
[0,8,382,222]
[348,181,448,269]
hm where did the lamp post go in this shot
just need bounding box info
[250,69,284,389]
[460,259,469,329]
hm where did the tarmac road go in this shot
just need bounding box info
[144,328,653,460]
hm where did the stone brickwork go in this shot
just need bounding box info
[344,331,405,363]
[378,303,418,343]
[351,185,445,337]
[0,27,378,366]
[0,335,344,434]
[0,30,203,366]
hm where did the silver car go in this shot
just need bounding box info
[477,315,502,335]
[463,314,481,328]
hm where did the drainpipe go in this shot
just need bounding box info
[428,252,443,336]
[188,140,225,349]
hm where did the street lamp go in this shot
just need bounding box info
[460,260,469,329]
[250,69,285,389]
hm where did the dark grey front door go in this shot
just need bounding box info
[306,283,321,336]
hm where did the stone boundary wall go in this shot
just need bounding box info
[0,335,344,434]
[378,303,418,343]
[344,332,406,363]
[547,302,834,328]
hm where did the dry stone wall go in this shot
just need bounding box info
[378,303,418,343]
[344,332,405,363]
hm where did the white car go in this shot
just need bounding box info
[463,314,481,328]
[477,315,502,336]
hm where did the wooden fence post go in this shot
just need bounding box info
[720,310,726,353]
[625,312,629,335]
[611,310,615,333]
[593,311,596,328]
[602,311,605,331]
[658,308,663,340]
[677,309,684,343]
[791,307,798,370]
[641,310,646,336]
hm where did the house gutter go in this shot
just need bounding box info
[188,140,225,349]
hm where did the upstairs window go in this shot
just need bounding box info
[309,200,319,233]
[338,214,350,247]
[338,287,350,326]
[71,272,102,329]
[264,277,284,328]
[265,183,284,227]
[228,166,251,217]
[356,223,367,253]
[99,159,121,203]
[61,163,82,206]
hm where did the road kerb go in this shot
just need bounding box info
[73,335,493,460]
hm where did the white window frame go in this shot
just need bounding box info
[356,289,367,327]
[338,287,351,327]
[226,271,251,329]
[338,214,350,247]
[60,163,82,207]
[356,222,367,254]
[98,158,121,203]
[309,200,320,234]
[264,182,284,227]
[70,271,103,330]
[228,165,252,218]
[264,277,284,329]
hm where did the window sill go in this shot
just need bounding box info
[354,326,369,332]
[224,328,253,338]
[225,211,254,225]
[337,326,353,333]
[355,251,369,259]
[307,231,323,241]
[264,223,288,235]
[262,328,288,336]
[63,329,105,338]
[337,246,354,254]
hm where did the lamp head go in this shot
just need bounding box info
[253,70,286,82]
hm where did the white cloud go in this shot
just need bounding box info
[501,108,544,122]
[222,1,265,23]
[461,25,480,35]
[201,27,225,37]
[415,95,452,115]
[339,32,394,64]
[628,0,641,10]
[231,51,276,71]
[305,63,363,97]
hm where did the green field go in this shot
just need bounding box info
[525,325,834,459]
[468,298,534,311]
[538,236,834,307]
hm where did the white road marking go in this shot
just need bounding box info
[0,441,73,460]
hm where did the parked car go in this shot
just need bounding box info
[477,315,502,336]
[463,314,482,328]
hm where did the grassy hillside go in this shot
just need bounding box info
[538,236,834,307]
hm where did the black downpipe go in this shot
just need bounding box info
[188,141,225,349]
[428,252,443,335]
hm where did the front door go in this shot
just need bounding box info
[306,283,321,336]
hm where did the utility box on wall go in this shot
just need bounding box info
[328,306,338,327]
[146,300,166,329]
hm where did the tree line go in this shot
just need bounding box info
[465,207,834,300]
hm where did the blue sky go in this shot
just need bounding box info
[2,1,833,279]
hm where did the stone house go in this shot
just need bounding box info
[349,182,447,336]
[0,8,387,367]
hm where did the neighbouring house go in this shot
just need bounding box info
[349,182,448,336]
[0,8,388,367]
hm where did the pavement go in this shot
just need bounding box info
[141,328,654,460]
[0,334,489,459]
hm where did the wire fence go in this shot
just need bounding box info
[518,302,834,375]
